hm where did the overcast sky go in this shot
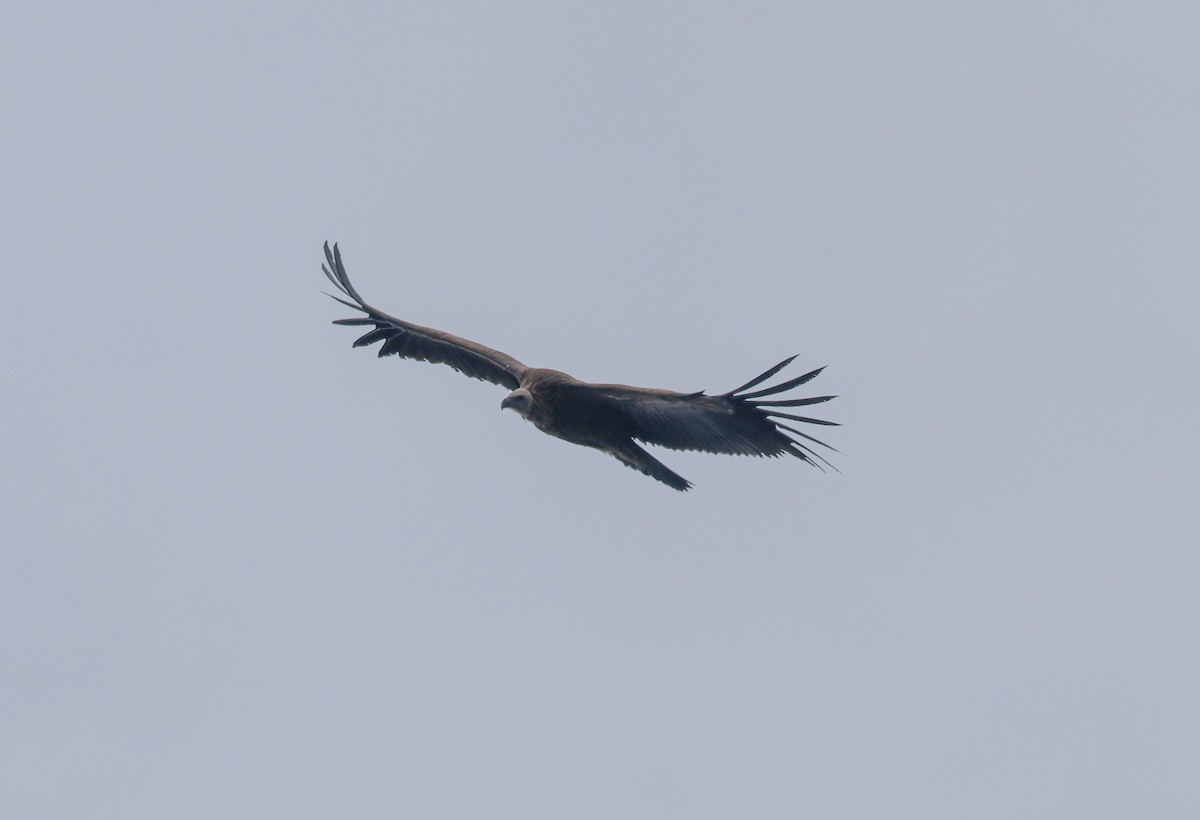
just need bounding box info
[3,2,1198,818]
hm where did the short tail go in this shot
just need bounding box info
[608,441,692,491]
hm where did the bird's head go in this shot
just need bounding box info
[501,388,534,418]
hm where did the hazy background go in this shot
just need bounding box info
[3,2,1198,817]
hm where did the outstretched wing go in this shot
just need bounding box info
[322,242,527,390]
[589,356,840,470]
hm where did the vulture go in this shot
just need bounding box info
[321,243,839,491]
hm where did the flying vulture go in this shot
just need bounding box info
[322,243,839,490]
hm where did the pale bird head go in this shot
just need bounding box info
[501,388,534,418]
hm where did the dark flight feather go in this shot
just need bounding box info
[724,356,797,396]
[733,366,825,399]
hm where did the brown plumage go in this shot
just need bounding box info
[322,242,839,491]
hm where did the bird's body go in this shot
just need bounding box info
[322,243,839,490]
[506,370,696,490]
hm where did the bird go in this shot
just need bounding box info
[321,242,839,491]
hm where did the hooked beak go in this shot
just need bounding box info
[502,388,531,415]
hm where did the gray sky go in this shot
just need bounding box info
[3,2,1198,818]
